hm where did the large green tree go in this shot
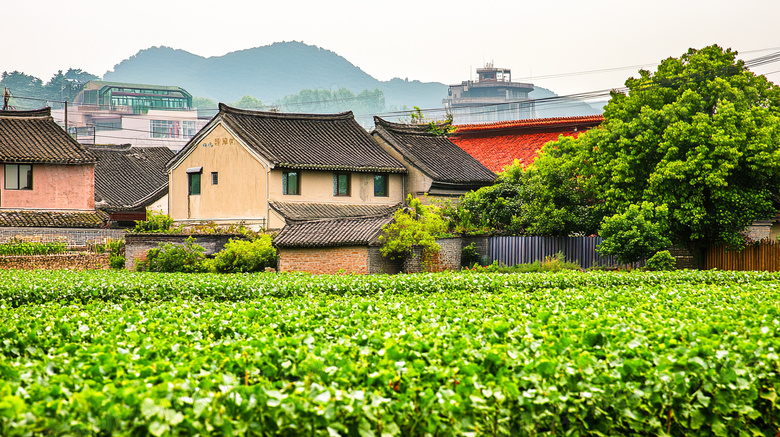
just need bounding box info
[575,45,780,249]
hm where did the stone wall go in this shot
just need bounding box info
[367,247,402,274]
[124,233,242,270]
[668,244,698,270]
[402,237,463,273]
[0,227,126,248]
[278,246,370,274]
[462,236,489,265]
[0,253,110,270]
[745,220,773,242]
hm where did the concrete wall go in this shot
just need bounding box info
[278,246,370,275]
[1,164,95,210]
[169,123,269,224]
[0,227,125,248]
[124,233,241,270]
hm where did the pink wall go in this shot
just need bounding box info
[1,164,95,210]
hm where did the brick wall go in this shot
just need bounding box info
[462,236,489,265]
[0,227,126,248]
[278,246,370,274]
[125,233,241,270]
[0,253,110,270]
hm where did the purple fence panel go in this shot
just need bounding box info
[488,236,623,269]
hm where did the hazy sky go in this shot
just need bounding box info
[6,0,780,96]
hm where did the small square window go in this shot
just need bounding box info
[333,173,350,196]
[283,171,299,195]
[211,172,219,185]
[5,164,32,190]
[374,174,388,197]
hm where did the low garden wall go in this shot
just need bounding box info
[0,253,110,270]
[0,227,125,249]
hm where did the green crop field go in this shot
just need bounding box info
[0,270,778,436]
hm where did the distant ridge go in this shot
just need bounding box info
[103,41,600,117]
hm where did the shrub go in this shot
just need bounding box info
[461,242,481,268]
[464,252,580,273]
[645,250,676,271]
[134,210,174,233]
[597,202,672,264]
[210,235,277,273]
[379,196,448,261]
[0,240,67,256]
[109,253,126,269]
[141,237,207,273]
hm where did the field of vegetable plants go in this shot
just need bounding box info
[0,270,778,436]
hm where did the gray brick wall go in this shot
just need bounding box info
[0,227,126,248]
[367,246,402,274]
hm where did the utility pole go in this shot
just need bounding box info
[2,87,10,111]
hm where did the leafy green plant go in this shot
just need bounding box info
[597,202,672,264]
[0,240,67,256]
[461,242,481,268]
[379,196,448,261]
[465,252,581,273]
[645,250,677,271]
[141,237,207,273]
[210,235,277,273]
[133,210,175,233]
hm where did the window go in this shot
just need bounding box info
[211,172,219,185]
[151,120,193,139]
[5,164,32,190]
[374,174,388,197]
[333,173,350,196]
[282,171,299,195]
[187,167,202,195]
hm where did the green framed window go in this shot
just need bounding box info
[282,171,299,195]
[374,174,388,197]
[333,173,350,196]
[187,167,202,195]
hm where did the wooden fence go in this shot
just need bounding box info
[705,240,780,272]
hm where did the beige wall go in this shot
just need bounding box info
[169,124,269,223]
[372,134,432,199]
[1,163,95,210]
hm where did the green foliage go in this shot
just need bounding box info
[0,68,97,109]
[456,161,526,234]
[0,240,67,256]
[106,239,126,270]
[597,202,672,264]
[460,243,481,268]
[408,106,454,136]
[2,270,779,435]
[141,237,207,273]
[645,250,677,271]
[133,210,175,233]
[210,235,277,273]
[276,87,385,115]
[581,45,780,249]
[231,95,264,109]
[465,252,581,273]
[379,196,448,260]
[192,96,217,110]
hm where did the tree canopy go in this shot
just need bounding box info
[581,45,780,248]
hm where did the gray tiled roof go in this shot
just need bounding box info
[372,116,496,187]
[87,145,174,211]
[0,210,109,228]
[273,214,393,248]
[0,108,96,164]
[175,104,407,173]
[270,201,401,221]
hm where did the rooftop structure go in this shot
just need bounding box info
[444,63,535,124]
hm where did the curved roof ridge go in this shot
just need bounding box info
[0,107,52,118]
[219,103,354,120]
[454,114,604,133]
[372,116,451,136]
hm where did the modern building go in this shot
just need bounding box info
[52,81,208,151]
[443,63,535,124]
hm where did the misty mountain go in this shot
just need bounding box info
[102,41,600,117]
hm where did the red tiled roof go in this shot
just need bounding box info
[451,115,603,173]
